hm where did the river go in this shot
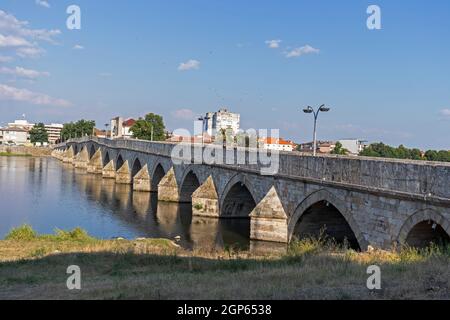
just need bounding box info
[0,156,254,250]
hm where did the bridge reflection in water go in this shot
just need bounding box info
[70,166,280,251]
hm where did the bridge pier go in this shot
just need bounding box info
[133,164,151,192]
[158,168,180,202]
[73,146,89,169]
[250,187,288,243]
[102,160,116,179]
[116,161,132,184]
[62,146,74,163]
[192,176,219,218]
[87,149,103,174]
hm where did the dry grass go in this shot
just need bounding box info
[0,226,449,300]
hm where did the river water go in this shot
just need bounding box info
[0,156,255,250]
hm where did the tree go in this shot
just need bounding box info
[61,120,95,141]
[29,123,48,144]
[331,142,348,155]
[130,113,165,141]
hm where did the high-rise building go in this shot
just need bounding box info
[204,108,240,137]
[45,123,64,144]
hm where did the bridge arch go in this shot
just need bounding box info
[131,158,143,180]
[220,174,257,218]
[73,144,79,155]
[398,209,450,248]
[116,154,125,171]
[103,151,111,167]
[288,189,367,250]
[89,144,96,159]
[151,162,166,191]
[179,169,201,203]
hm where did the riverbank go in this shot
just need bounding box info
[0,226,449,300]
[0,145,52,157]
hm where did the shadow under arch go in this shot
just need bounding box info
[89,144,96,159]
[151,162,166,192]
[179,169,201,203]
[219,174,257,218]
[397,209,450,248]
[288,189,367,251]
[103,151,111,167]
[131,157,143,180]
[116,154,125,171]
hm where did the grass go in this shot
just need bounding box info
[0,152,32,157]
[0,225,449,300]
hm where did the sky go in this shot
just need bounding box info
[0,0,449,150]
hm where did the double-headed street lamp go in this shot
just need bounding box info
[198,115,210,146]
[302,104,330,156]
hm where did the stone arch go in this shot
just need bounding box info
[179,169,201,203]
[397,209,450,248]
[89,144,96,159]
[131,158,143,179]
[151,162,166,191]
[73,144,79,155]
[288,189,368,250]
[220,174,257,218]
[116,154,125,171]
[103,151,111,167]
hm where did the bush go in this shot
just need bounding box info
[54,227,94,242]
[5,224,37,241]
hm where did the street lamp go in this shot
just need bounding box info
[302,104,330,156]
[198,115,210,146]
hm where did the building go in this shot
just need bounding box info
[298,141,336,154]
[204,108,240,138]
[94,128,110,139]
[110,117,136,139]
[44,123,63,144]
[7,119,34,131]
[338,139,368,155]
[260,137,296,152]
[0,127,29,145]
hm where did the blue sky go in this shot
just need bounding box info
[0,0,449,149]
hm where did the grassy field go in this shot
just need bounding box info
[0,225,449,300]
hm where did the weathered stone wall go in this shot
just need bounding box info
[0,145,53,157]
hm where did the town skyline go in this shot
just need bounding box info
[0,1,449,150]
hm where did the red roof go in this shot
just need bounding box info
[122,118,136,127]
[263,137,295,146]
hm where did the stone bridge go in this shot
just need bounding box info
[52,137,450,250]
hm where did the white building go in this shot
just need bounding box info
[45,123,64,144]
[260,137,295,152]
[204,108,240,138]
[8,119,34,131]
[338,139,368,155]
[110,117,136,139]
[1,127,29,145]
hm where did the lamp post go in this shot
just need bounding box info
[198,115,210,146]
[302,104,330,156]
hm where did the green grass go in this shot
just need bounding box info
[0,152,32,157]
[0,225,449,299]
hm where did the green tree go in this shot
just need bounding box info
[29,123,49,144]
[331,142,348,155]
[130,113,166,141]
[61,120,95,141]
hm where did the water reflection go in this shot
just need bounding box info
[1,157,256,250]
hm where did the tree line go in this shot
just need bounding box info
[359,143,450,162]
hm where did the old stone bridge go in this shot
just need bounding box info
[53,137,450,250]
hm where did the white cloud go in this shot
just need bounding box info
[0,10,60,59]
[171,108,195,120]
[0,66,49,79]
[0,55,12,63]
[73,44,84,50]
[440,108,450,118]
[35,0,50,8]
[285,44,320,58]
[0,84,71,107]
[265,39,281,49]
[178,59,200,71]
